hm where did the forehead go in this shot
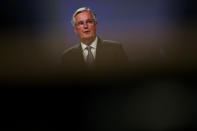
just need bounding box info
[75,11,94,21]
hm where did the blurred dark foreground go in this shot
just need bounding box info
[1,62,197,130]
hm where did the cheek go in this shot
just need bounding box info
[75,28,82,35]
[89,26,96,32]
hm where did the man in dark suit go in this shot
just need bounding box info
[61,7,128,74]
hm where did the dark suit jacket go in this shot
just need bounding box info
[61,37,129,73]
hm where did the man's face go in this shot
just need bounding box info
[74,11,97,42]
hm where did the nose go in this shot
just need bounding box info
[83,23,88,29]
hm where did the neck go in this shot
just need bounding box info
[81,37,96,46]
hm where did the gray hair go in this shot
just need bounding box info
[71,7,97,26]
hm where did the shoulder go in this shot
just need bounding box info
[100,39,123,49]
[102,40,121,46]
[62,44,80,57]
[100,40,124,51]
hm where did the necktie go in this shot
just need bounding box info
[86,46,94,66]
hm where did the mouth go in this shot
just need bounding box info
[83,30,90,34]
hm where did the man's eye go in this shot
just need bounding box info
[87,20,94,24]
[77,21,84,25]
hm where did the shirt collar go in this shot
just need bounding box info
[81,36,98,50]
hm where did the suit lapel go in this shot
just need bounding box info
[95,37,103,63]
[75,44,86,66]
[94,37,115,69]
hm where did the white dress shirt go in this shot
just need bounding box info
[81,37,98,62]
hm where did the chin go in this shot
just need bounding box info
[82,36,93,39]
